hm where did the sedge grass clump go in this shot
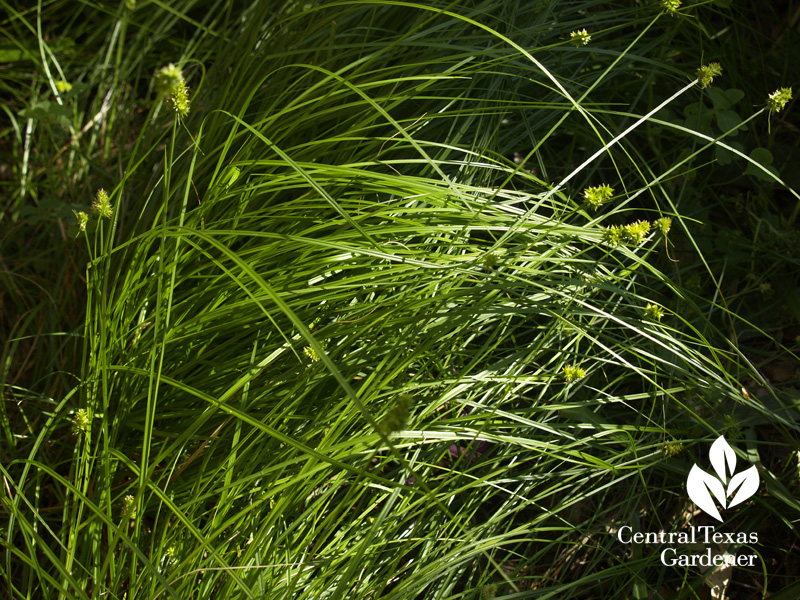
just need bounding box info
[14,3,798,599]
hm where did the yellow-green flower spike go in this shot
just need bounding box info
[767,88,792,115]
[696,63,722,89]
[123,494,137,520]
[74,210,89,232]
[583,184,614,210]
[72,408,90,435]
[569,29,591,46]
[603,224,624,246]
[661,0,681,15]
[644,303,664,321]
[302,346,320,363]
[154,63,191,118]
[563,364,586,382]
[91,189,113,219]
[654,217,672,234]
[623,220,651,245]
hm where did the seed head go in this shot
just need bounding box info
[74,210,89,232]
[123,495,137,520]
[767,87,792,115]
[623,220,651,245]
[602,224,624,246]
[644,303,665,321]
[583,184,614,210]
[661,0,681,15]
[661,440,683,457]
[154,63,191,118]
[696,63,722,89]
[654,217,672,234]
[563,364,586,383]
[569,29,591,46]
[91,189,113,219]
[303,346,320,363]
[72,408,90,435]
[481,584,497,600]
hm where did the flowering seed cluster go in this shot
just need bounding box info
[583,184,614,210]
[644,303,665,321]
[662,441,684,457]
[654,217,672,234]
[767,88,792,115]
[91,188,113,219]
[72,408,90,435]
[569,29,591,46]
[602,220,652,246]
[661,0,681,15]
[155,63,191,118]
[696,63,722,89]
[563,364,586,382]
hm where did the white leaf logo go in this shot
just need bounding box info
[686,436,759,522]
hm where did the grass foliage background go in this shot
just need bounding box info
[2,0,800,598]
